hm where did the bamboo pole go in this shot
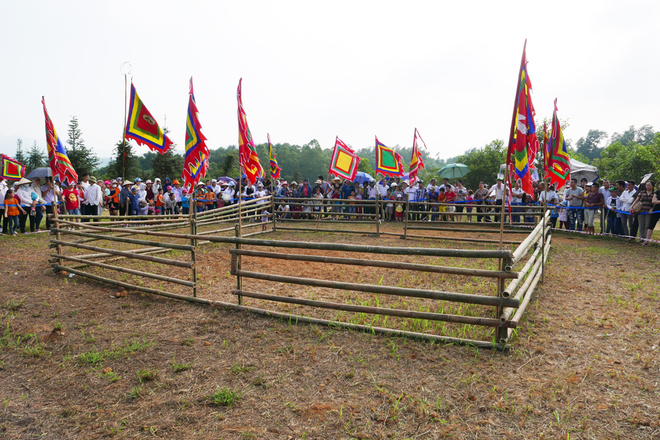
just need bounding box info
[229,249,519,278]
[232,289,518,328]
[50,248,171,270]
[501,241,543,298]
[51,200,63,270]
[231,269,520,308]
[211,299,507,349]
[50,228,194,251]
[271,194,276,232]
[50,239,194,268]
[273,226,377,236]
[406,226,529,234]
[52,265,209,304]
[404,192,409,239]
[53,218,514,261]
[235,224,242,305]
[57,213,187,220]
[51,253,195,287]
[190,195,198,298]
[402,233,522,245]
[375,195,380,237]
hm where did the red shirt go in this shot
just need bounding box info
[63,188,80,211]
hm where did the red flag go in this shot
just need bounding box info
[125,83,173,154]
[182,77,210,188]
[506,40,537,197]
[237,79,264,186]
[42,97,78,184]
[329,137,360,180]
[409,128,426,185]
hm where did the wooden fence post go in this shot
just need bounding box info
[52,200,63,271]
[235,224,242,305]
[190,196,197,297]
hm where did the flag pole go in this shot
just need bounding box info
[501,38,527,251]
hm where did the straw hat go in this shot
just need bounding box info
[16,177,32,186]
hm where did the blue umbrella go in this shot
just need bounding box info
[353,171,374,184]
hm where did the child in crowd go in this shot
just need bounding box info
[348,190,357,217]
[205,186,215,211]
[466,190,475,222]
[385,188,394,221]
[444,186,456,222]
[558,201,568,229]
[395,195,404,222]
[155,188,164,215]
[261,208,270,231]
[3,189,25,236]
[181,189,190,215]
[429,191,439,221]
[312,187,323,217]
[355,187,363,220]
[437,187,447,221]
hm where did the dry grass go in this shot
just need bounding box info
[0,224,658,439]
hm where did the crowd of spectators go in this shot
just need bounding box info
[1,173,658,244]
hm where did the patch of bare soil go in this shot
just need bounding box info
[0,227,658,439]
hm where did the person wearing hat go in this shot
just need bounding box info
[152,177,161,195]
[119,181,132,216]
[127,185,140,216]
[61,181,81,225]
[0,179,8,234]
[105,180,120,218]
[14,177,37,233]
[82,176,104,222]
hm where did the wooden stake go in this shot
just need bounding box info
[190,195,197,297]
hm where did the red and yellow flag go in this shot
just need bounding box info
[237,79,264,186]
[182,78,210,188]
[1,154,25,181]
[545,99,571,188]
[125,83,173,154]
[329,137,360,181]
[42,97,78,184]
[409,128,426,185]
[506,41,538,196]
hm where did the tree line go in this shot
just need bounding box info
[14,116,659,188]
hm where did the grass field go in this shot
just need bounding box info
[0,224,658,439]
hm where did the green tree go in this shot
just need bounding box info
[109,139,139,180]
[575,129,608,161]
[26,141,46,172]
[610,125,657,147]
[596,141,659,182]
[455,140,506,190]
[66,116,99,175]
[152,149,184,181]
[15,139,27,163]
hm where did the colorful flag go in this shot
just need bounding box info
[42,97,78,184]
[237,78,264,186]
[545,99,571,188]
[408,128,426,185]
[328,137,361,181]
[268,134,282,180]
[1,154,25,181]
[375,137,404,178]
[182,78,210,188]
[506,41,538,196]
[125,82,173,154]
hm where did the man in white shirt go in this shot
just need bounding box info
[510,179,524,223]
[80,173,90,191]
[487,178,507,222]
[564,178,585,231]
[83,176,103,222]
[618,180,637,236]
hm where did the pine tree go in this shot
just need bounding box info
[15,139,27,163]
[66,116,99,175]
[151,128,183,181]
[110,139,139,180]
[26,141,46,172]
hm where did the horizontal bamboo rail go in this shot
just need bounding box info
[51,239,194,268]
[231,269,520,308]
[211,299,506,349]
[51,228,194,251]
[51,254,195,287]
[406,226,529,234]
[278,219,376,224]
[52,265,205,303]
[502,243,543,298]
[53,219,514,262]
[274,226,377,235]
[403,233,522,245]
[232,289,518,328]
[229,249,519,278]
[56,213,187,220]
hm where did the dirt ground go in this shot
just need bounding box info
[0,224,659,439]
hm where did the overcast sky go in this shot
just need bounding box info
[1,0,658,163]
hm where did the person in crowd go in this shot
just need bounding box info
[619,180,637,237]
[154,187,164,215]
[3,188,25,236]
[30,177,46,231]
[394,194,404,222]
[564,178,585,231]
[41,177,61,230]
[634,181,656,245]
[181,188,190,215]
[15,178,36,233]
[584,182,604,235]
[355,186,363,220]
[312,186,324,218]
[647,184,660,244]
[444,183,456,221]
[511,179,524,223]
[384,188,394,221]
[411,180,426,221]
[558,201,568,229]
[119,181,131,216]
[488,178,507,223]
[81,177,103,221]
[62,181,81,224]
[473,181,489,223]
[79,173,90,191]
[106,180,120,217]
[152,177,161,195]
[128,186,140,216]
[605,187,619,235]
[204,186,215,211]
[0,180,9,234]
